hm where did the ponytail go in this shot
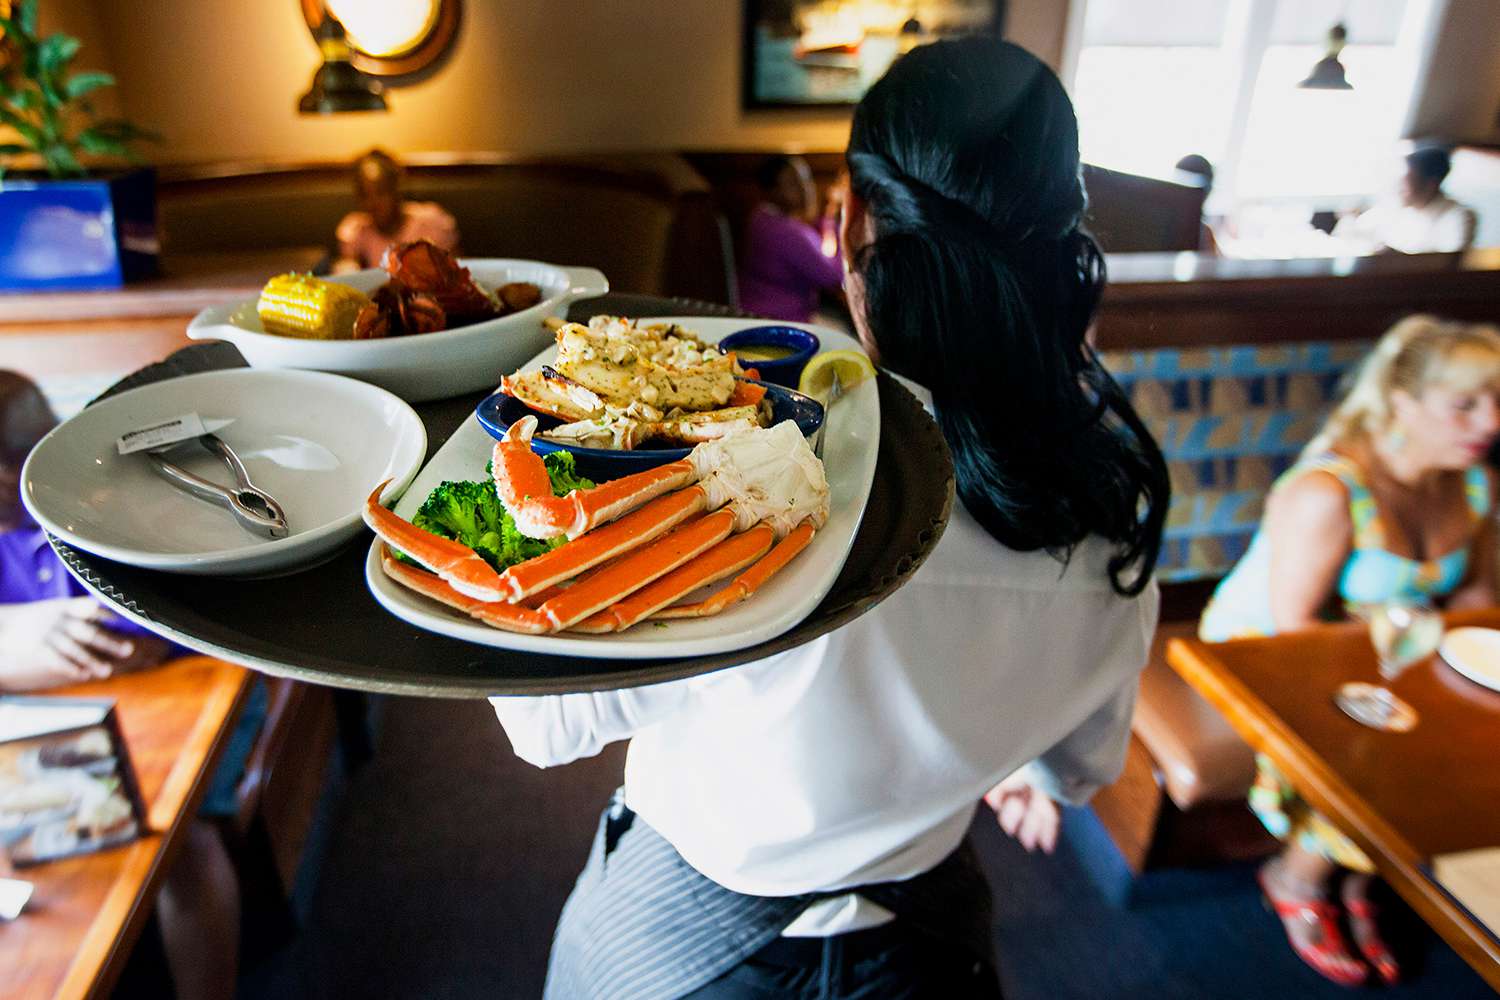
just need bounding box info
[848,40,1168,596]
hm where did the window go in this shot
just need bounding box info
[1068,0,1433,212]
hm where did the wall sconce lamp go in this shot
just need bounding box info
[298,14,388,114]
[297,0,463,114]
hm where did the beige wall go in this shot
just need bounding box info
[67,0,1068,165]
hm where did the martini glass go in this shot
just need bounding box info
[1334,600,1443,732]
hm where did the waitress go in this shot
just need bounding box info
[492,38,1169,999]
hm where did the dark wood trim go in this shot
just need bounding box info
[1095,249,1500,350]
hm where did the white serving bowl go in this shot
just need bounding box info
[22,368,427,577]
[186,259,608,402]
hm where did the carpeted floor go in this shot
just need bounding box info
[242,696,1496,1000]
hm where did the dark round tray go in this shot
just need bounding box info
[51,296,954,697]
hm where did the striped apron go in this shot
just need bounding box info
[544,793,995,1000]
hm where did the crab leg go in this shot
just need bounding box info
[363,483,510,601]
[652,521,817,620]
[532,509,736,629]
[493,416,696,540]
[379,550,552,634]
[494,485,708,602]
[571,524,775,634]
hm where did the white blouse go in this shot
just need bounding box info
[491,487,1158,914]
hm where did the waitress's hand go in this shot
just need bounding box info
[0,597,161,692]
[983,773,1060,854]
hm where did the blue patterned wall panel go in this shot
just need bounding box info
[1101,341,1373,581]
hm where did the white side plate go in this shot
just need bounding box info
[23,369,426,577]
[1438,627,1500,693]
[365,317,879,658]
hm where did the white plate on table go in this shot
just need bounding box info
[186,259,609,402]
[22,369,426,577]
[1438,627,1500,693]
[365,317,879,658]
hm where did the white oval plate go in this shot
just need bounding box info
[186,259,608,403]
[365,317,879,658]
[1438,627,1500,693]
[22,369,426,577]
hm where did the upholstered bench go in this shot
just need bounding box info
[1093,339,1374,871]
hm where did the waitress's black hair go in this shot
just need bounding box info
[846,38,1168,596]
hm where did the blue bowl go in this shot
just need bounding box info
[475,379,825,482]
[717,326,820,388]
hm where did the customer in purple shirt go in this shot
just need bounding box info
[736,155,844,323]
[0,372,176,691]
[1,371,244,1000]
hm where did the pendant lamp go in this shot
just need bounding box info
[1298,22,1353,90]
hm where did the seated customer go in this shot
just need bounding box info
[736,154,843,323]
[333,148,460,272]
[0,371,251,1000]
[1333,147,1477,254]
[1200,316,1500,986]
[1173,154,1221,254]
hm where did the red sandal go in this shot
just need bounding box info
[1256,869,1369,987]
[1345,896,1401,985]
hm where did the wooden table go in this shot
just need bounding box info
[0,657,250,1000]
[1167,609,1500,992]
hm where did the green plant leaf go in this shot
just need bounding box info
[0,27,38,71]
[37,34,81,76]
[17,0,39,37]
[64,70,113,99]
[42,142,83,178]
[0,143,28,156]
[74,128,128,156]
[0,103,42,145]
[9,85,40,110]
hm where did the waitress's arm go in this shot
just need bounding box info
[1012,673,1139,806]
[1265,471,1352,631]
[489,679,696,768]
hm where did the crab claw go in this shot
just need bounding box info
[362,481,510,602]
[491,416,696,540]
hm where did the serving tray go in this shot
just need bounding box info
[50,296,953,696]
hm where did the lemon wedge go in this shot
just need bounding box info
[799,349,875,401]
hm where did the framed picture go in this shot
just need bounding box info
[0,697,146,866]
[744,0,1007,108]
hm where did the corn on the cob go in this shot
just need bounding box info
[256,273,371,339]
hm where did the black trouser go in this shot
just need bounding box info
[679,921,1004,1000]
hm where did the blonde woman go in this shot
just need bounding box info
[1201,315,1500,986]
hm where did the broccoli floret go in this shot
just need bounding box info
[403,480,504,570]
[411,480,502,544]
[543,451,593,495]
[398,456,594,573]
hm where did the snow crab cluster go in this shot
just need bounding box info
[363,419,829,634]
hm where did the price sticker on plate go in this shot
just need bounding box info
[116,413,232,455]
